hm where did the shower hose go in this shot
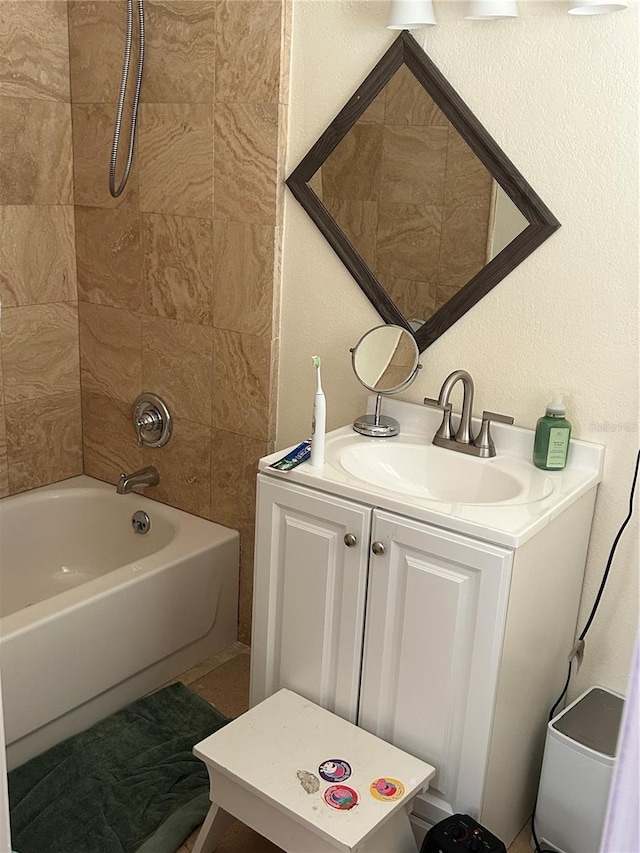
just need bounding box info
[109,0,145,198]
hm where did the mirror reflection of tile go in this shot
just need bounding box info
[311,64,527,326]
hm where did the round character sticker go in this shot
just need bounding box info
[323,784,359,810]
[318,759,352,783]
[369,777,405,802]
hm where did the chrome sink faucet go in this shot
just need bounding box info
[424,370,513,458]
[116,466,159,495]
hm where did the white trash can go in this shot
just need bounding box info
[535,686,625,853]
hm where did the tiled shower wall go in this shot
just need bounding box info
[0,0,288,644]
[0,1,83,498]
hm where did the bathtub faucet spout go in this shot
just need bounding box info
[116,466,159,495]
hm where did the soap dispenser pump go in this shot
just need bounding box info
[533,391,572,470]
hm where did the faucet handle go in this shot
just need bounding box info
[473,411,515,458]
[481,410,514,425]
[423,397,454,440]
[423,397,452,411]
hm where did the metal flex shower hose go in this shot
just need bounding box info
[109,0,145,198]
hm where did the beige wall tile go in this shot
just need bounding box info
[0,1,70,101]
[210,428,267,530]
[212,329,272,440]
[0,406,8,498]
[435,283,465,313]
[139,103,214,218]
[215,0,281,104]
[2,303,80,403]
[322,123,383,202]
[142,315,212,424]
[382,274,437,325]
[0,205,77,307]
[274,102,289,224]
[5,393,83,494]
[143,415,212,518]
[143,1,215,104]
[72,103,137,208]
[359,91,386,125]
[271,227,283,334]
[75,192,142,311]
[324,197,379,272]
[437,204,491,291]
[82,390,142,484]
[213,102,278,225]
[381,125,448,206]
[377,202,441,282]
[79,302,142,403]
[142,213,213,324]
[68,0,126,103]
[383,65,448,127]
[212,221,274,338]
[443,126,494,208]
[0,98,73,204]
[279,0,292,107]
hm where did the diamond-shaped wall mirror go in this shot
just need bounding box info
[286,31,560,352]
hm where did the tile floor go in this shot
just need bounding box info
[173,643,532,853]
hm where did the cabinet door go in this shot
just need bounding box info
[250,475,371,723]
[358,510,512,817]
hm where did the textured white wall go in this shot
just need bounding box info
[278,0,639,699]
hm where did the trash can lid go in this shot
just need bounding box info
[552,687,624,757]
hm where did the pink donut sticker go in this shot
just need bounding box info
[323,784,359,810]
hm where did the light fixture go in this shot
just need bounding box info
[387,0,437,29]
[568,0,628,13]
[464,0,518,19]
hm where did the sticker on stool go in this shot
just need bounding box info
[369,777,405,801]
[323,784,359,810]
[318,759,352,782]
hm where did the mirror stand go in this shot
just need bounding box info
[351,324,421,438]
[353,394,400,438]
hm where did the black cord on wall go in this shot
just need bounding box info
[530,449,640,853]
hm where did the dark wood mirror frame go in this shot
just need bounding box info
[286,31,561,352]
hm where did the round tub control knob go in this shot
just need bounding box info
[132,393,173,448]
[344,533,357,548]
[371,541,385,556]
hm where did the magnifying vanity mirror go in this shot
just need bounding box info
[287,32,560,352]
[351,325,421,437]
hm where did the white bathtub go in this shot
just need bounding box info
[0,475,239,769]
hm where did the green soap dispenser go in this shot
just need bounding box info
[533,392,572,470]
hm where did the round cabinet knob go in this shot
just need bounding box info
[344,533,357,548]
[371,541,385,556]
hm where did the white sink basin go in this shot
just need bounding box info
[260,400,604,547]
[334,438,554,506]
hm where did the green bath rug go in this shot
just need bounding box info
[8,682,230,853]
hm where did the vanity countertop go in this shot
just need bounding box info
[259,398,604,549]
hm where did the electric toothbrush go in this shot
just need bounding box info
[310,355,326,468]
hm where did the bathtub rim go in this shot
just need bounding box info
[0,474,239,640]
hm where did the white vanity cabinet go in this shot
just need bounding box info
[250,404,603,845]
[251,475,514,821]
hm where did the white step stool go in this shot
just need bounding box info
[192,688,436,853]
